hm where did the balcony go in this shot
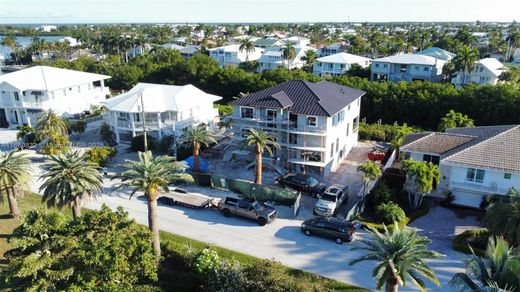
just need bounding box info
[115,116,198,131]
[450,181,510,194]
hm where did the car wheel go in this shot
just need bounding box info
[335,238,343,244]
[304,230,311,236]
[223,209,231,217]
[257,217,267,226]
[345,236,353,243]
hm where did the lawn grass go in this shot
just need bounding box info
[1,193,368,292]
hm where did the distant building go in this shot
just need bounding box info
[253,38,285,48]
[228,80,364,177]
[451,58,505,87]
[317,43,350,57]
[58,37,81,47]
[160,44,201,58]
[37,25,57,32]
[257,46,313,72]
[0,66,110,126]
[415,47,455,61]
[371,54,446,82]
[104,83,222,143]
[313,53,371,77]
[209,44,264,67]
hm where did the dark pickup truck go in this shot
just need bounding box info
[217,197,277,226]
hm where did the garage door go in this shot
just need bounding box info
[452,190,484,208]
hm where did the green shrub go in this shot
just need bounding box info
[130,134,157,152]
[453,228,490,257]
[369,182,392,206]
[16,125,35,141]
[194,248,221,276]
[207,262,245,292]
[100,122,115,145]
[375,202,406,225]
[157,135,174,154]
[70,120,87,134]
[214,104,233,116]
[87,146,117,166]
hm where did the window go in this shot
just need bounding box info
[330,143,334,158]
[375,63,380,68]
[13,92,19,101]
[346,123,350,136]
[422,154,440,165]
[332,111,344,127]
[357,98,360,106]
[400,64,407,72]
[266,109,277,121]
[307,116,317,127]
[336,138,339,152]
[414,66,419,70]
[78,86,81,93]
[466,168,485,183]
[479,67,484,72]
[504,173,512,180]
[241,107,254,119]
[289,133,298,144]
[348,105,351,111]
[383,64,388,68]
[63,89,67,96]
[353,116,359,132]
[423,67,429,71]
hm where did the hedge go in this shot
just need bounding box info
[452,228,490,257]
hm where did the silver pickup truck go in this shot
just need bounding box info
[218,197,277,226]
[313,184,349,217]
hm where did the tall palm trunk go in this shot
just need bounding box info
[193,143,200,173]
[255,153,262,185]
[7,187,20,218]
[147,195,161,257]
[72,203,81,220]
[385,279,399,292]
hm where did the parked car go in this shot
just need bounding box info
[276,173,327,197]
[217,197,277,226]
[314,184,349,217]
[300,217,356,244]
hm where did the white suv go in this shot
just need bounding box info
[314,184,349,217]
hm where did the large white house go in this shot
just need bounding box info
[451,58,505,87]
[317,43,350,57]
[209,44,264,67]
[103,83,222,143]
[313,53,371,76]
[0,66,110,127]
[256,46,314,72]
[228,80,365,177]
[371,54,446,82]
[401,125,520,208]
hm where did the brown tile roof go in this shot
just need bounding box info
[444,125,520,173]
[401,132,476,155]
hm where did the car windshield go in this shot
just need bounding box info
[305,176,319,187]
[320,194,337,202]
[252,202,262,209]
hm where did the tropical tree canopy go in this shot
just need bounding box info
[39,150,102,219]
[485,187,520,246]
[177,126,217,172]
[3,206,159,291]
[0,150,32,217]
[402,159,441,195]
[245,129,280,185]
[390,123,413,151]
[350,224,441,291]
[449,236,520,291]
[438,110,475,131]
[35,109,69,139]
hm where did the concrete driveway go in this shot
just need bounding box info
[25,149,463,291]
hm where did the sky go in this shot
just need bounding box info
[0,0,518,24]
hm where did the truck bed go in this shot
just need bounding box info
[161,191,214,208]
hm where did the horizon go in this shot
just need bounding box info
[0,0,518,24]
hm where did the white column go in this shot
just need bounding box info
[112,112,120,143]
[25,110,31,127]
[157,112,162,140]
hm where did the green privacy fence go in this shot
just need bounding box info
[209,175,298,206]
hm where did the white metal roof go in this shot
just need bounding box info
[372,53,441,66]
[0,66,110,91]
[104,83,222,113]
[317,52,371,64]
[478,58,505,76]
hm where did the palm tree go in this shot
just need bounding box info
[453,46,479,85]
[282,42,296,69]
[177,126,217,173]
[115,151,193,256]
[485,187,520,246]
[301,49,318,72]
[35,109,68,140]
[357,161,382,197]
[39,150,103,220]
[245,129,280,185]
[350,224,441,292]
[239,38,255,62]
[450,237,520,291]
[390,123,413,155]
[1,34,20,64]
[0,150,32,218]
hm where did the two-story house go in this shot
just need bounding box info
[371,54,446,82]
[228,80,365,177]
[209,44,264,67]
[317,43,350,57]
[451,58,505,87]
[313,53,371,77]
[401,125,520,208]
[415,47,455,61]
[103,83,222,143]
[0,66,110,127]
[257,46,313,72]
[254,38,285,48]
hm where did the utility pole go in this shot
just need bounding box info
[140,90,148,151]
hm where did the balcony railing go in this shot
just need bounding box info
[233,117,326,134]
[115,116,198,130]
[450,181,510,194]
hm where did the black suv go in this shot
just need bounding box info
[300,217,356,244]
[276,173,327,197]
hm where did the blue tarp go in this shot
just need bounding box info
[181,155,209,173]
